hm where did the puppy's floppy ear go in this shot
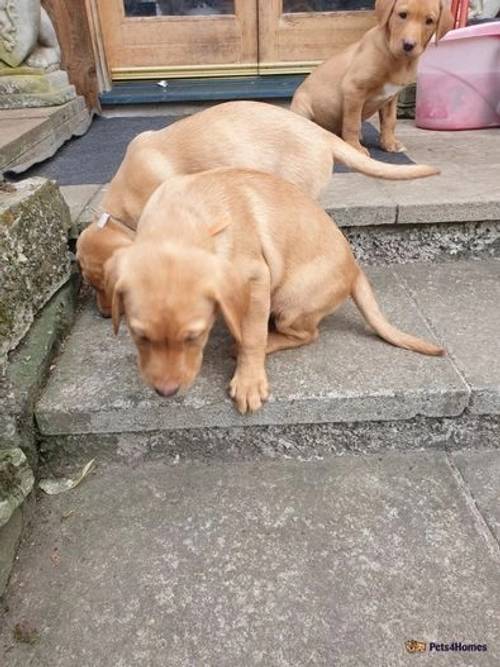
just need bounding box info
[374,0,397,27]
[103,248,128,335]
[111,287,124,336]
[212,259,248,344]
[436,1,454,42]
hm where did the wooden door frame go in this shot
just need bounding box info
[258,1,376,74]
[85,0,377,87]
[43,0,103,110]
[94,0,259,81]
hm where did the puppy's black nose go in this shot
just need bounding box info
[154,385,180,398]
[403,41,415,52]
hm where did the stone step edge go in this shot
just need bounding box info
[37,412,500,470]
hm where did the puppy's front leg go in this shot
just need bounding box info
[379,96,406,153]
[341,84,369,156]
[229,267,271,414]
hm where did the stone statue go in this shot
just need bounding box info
[0,0,60,69]
[0,0,75,108]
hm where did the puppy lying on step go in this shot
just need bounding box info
[291,0,453,154]
[76,100,439,316]
[105,168,445,414]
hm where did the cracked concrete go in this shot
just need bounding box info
[1,451,499,666]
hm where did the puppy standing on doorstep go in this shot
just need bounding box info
[291,0,454,154]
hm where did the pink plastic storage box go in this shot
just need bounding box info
[416,22,500,130]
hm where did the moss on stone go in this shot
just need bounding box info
[0,177,71,358]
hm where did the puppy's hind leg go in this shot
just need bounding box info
[267,263,351,354]
[266,312,321,354]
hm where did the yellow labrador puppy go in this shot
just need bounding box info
[105,168,444,414]
[291,0,454,154]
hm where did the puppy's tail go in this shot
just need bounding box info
[329,134,440,180]
[351,269,445,356]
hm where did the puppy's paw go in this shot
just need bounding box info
[380,138,406,153]
[229,370,269,414]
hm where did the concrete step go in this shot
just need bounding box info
[0,98,90,175]
[35,259,500,466]
[2,451,500,665]
[63,179,500,267]
[61,121,500,263]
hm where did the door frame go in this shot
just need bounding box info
[94,0,259,81]
[259,1,377,74]
[87,1,376,84]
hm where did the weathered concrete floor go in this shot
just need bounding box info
[35,259,500,438]
[1,450,499,666]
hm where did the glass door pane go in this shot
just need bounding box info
[259,0,376,71]
[123,1,235,17]
[284,1,374,11]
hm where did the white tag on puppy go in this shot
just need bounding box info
[96,212,110,229]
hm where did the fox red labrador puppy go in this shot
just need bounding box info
[105,168,444,414]
[291,0,454,154]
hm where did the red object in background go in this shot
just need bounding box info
[451,0,469,28]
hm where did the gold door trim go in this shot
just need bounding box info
[112,63,260,80]
[111,61,322,81]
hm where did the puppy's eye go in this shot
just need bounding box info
[426,17,434,24]
[133,332,150,344]
[399,11,408,19]
[184,331,204,343]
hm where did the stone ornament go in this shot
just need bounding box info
[0,0,60,69]
[0,0,75,108]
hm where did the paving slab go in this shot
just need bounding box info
[35,265,467,436]
[452,450,500,545]
[70,185,108,237]
[394,124,500,169]
[0,98,90,175]
[1,452,500,666]
[319,173,396,227]
[394,259,500,414]
[380,164,500,225]
[60,184,101,224]
[0,118,44,147]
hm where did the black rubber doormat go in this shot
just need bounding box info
[11,116,414,186]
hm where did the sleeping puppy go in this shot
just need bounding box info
[105,168,444,414]
[76,100,439,316]
[291,0,454,154]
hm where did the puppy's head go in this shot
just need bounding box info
[105,242,246,397]
[76,222,133,317]
[375,0,453,59]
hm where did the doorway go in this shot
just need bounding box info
[96,0,376,81]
